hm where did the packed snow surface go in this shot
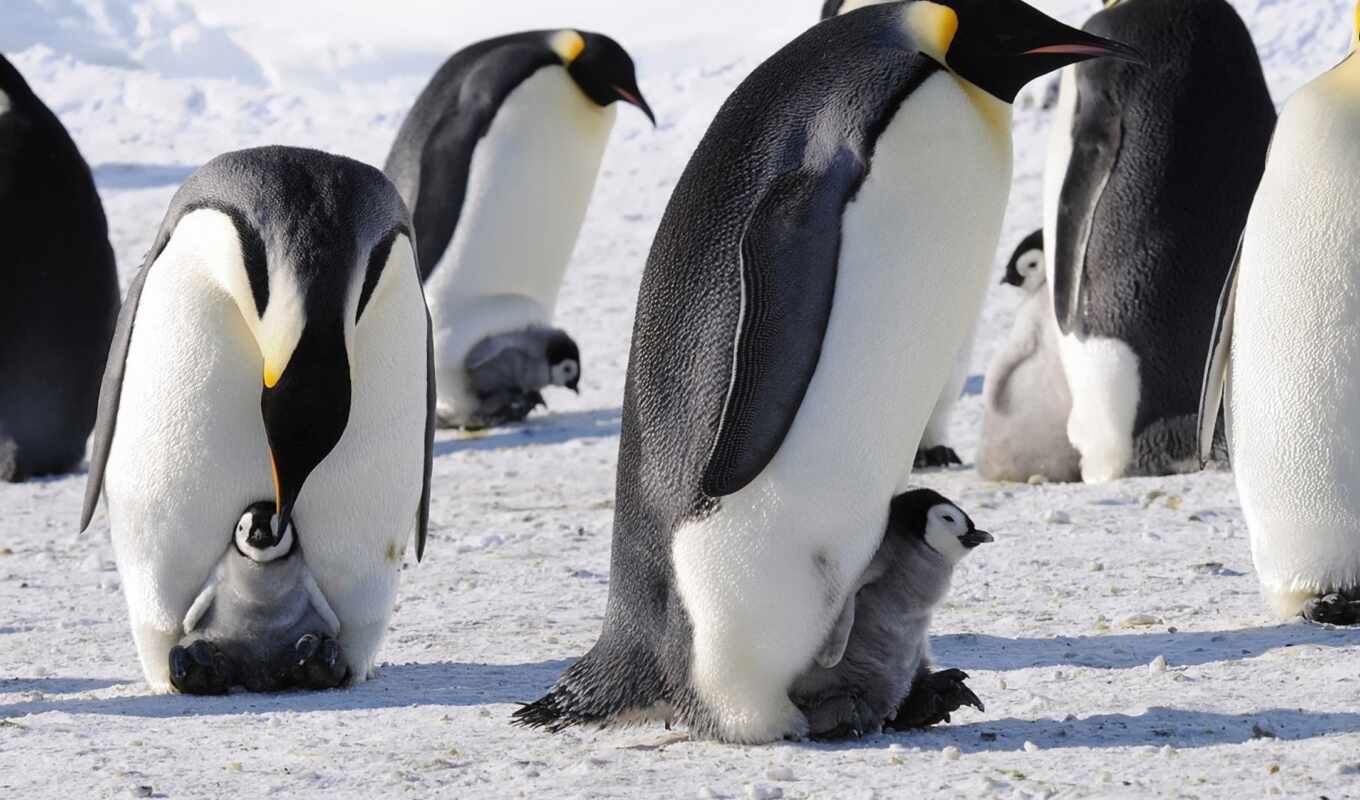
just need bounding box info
[4,0,1360,797]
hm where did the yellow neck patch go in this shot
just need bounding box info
[902,2,959,64]
[1104,0,1121,8]
[550,30,586,65]
[1354,0,1360,43]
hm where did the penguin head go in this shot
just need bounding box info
[545,330,582,393]
[899,0,1145,103]
[550,30,655,125]
[890,489,993,564]
[234,501,295,563]
[146,147,419,542]
[1002,229,1045,291]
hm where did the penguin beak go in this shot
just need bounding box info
[1022,38,1145,66]
[960,529,994,549]
[612,85,656,126]
[260,322,352,537]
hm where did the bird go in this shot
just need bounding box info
[790,489,991,739]
[80,146,435,692]
[515,0,1141,743]
[0,54,120,482]
[1200,9,1360,627]
[978,230,1080,483]
[384,29,653,429]
[1044,0,1274,481]
[461,326,580,430]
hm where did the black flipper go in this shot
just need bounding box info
[1197,233,1243,466]
[1052,78,1124,336]
[417,301,435,561]
[701,150,862,497]
[80,259,154,532]
[409,46,555,277]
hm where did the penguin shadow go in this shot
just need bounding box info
[91,163,198,191]
[0,660,571,719]
[433,407,622,457]
[932,623,1360,672]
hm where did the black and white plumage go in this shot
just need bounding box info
[384,30,652,428]
[516,0,1139,743]
[978,230,1080,483]
[1043,0,1274,481]
[463,326,580,429]
[0,55,119,482]
[80,146,435,692]
[791,489,990,739]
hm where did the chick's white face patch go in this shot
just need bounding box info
[923,503,971,563]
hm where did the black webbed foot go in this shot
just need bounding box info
[914,446,963,470]
[288,633,349,690]
[801,693,885,741]
[887,668,983,731]
[1303,594,1360,626]
[169,640,234,695]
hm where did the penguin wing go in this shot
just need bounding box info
[701,151,861,497]
[1052,88,1124,335]
[1197,235,1242,465]
[80,259,153,532]
[815,594,857,669]
[418,302,435,562]
[302,567,342,636]
[410,46,555,276]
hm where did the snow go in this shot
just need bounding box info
[3,0,1360,797]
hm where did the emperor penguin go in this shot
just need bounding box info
[978,230,1081,483]
[1200,8,1360,626]
[819,0,973,471]
[514,1,1140,744]
[0,55,119,481]
[791,489,991,739]
[383,30,653,429]
[1043,0,1275,482]
[79,147,435,692]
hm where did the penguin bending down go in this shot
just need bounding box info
[1043,0,1274,482]
[514,1,1139,743]
[791,490,990,739]
[978,230,1080,483]
[1200,11,1360,626]
[384,30,652,429]
[170,502,345,695]
[0,55,119,481]
[462,326,580,430]
[80,147,435,691]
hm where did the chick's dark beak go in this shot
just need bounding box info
[960,529,995,548]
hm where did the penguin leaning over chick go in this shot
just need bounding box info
[790,489,991,739]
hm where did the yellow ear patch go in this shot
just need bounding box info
[1354,0,1360,41]
[550,30,587,65]
[902,2,960,64]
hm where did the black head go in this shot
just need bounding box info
[820,0,846,20]
[889,489,993,562]
[554,30,655,125]
[900,0,1145,103]
[545,329,582,393]
[1002,228,1045,288]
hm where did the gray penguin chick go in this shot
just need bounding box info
[790,489,991,739]
[462,326,580,429]
[978,231,1081,483]
[168,502,346,694]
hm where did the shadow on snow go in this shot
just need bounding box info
[433,407,622,457]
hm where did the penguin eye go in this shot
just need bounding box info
[942,514,956,524]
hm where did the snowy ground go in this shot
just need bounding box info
[4,0,1360,797]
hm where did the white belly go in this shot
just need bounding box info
[672,73,1012,743]
[423,67,616,421]
[1229,72,1360,612]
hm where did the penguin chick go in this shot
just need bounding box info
[169,502,345,695]
[461,327,580,430]
[789,489,991,739]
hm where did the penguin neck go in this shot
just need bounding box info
[955,76,1013,150]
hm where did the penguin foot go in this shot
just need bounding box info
[887,669,983,730]
[801,693,885,740]
[168,640,234,695]
[288,634,349,690]
[1303,594,1360,626]
[914,446,963,470]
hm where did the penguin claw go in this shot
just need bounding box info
[914,446,963,470]
[1303,594,1360,626]
[168,640,233,695]
[289,633,349,690]
[801,693,885,741]
[888,668,984,731]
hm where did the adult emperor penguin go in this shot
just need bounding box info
[1043,0,1274,482]
[79,147,435,691]
[978,230,1081,483]
[820,0,972,471]
[384,30,653,429]
[1201,9,1360,626]
[515,1,1140,743]
[0,55,119,481]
